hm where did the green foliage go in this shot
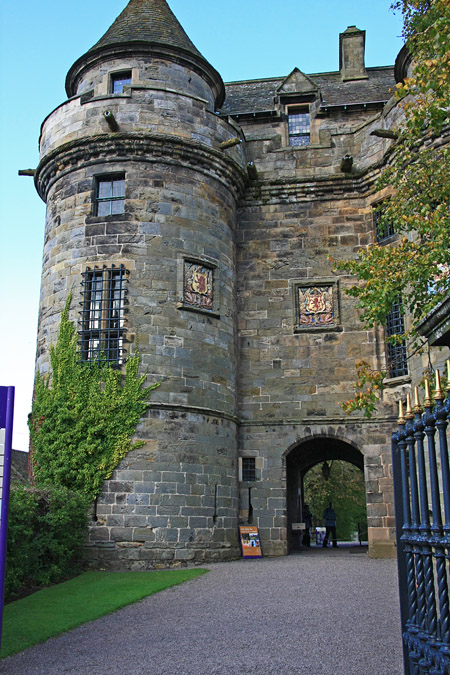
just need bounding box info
[304,461,368,541]
[341,360,386,418]
[29,294,158,501]
[336,0,450,333]
[5,484,88,601]
[2,569,208,658]
[335,0,450,416]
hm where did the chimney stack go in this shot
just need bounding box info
[340,26,368,81]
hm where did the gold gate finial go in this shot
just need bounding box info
[406,393,414,419]
[434,369,444,401]
[424,378,432,407]
[413,387,422,414]
[398,399,406,425]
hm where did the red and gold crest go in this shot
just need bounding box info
[192,270,208,295]
[183,261,213,310]
[306,289,326,314]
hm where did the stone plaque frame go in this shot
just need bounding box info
[293,279,341,332]
[177,254,220,317]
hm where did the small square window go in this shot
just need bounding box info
[242,458,256,482]
[288,107,310,147]
[110,71,132,94]
[95,175,125,216]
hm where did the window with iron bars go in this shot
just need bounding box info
[95,175,125,217]
[385,299,408,378]
[242,457,257,482]
[79,265,128,364]
[288,107,310,147]
[373,204,395,242]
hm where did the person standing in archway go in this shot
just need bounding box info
[302,503,313,547]
[322,501,337,548]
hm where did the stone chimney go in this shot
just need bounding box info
[339,26,368,81]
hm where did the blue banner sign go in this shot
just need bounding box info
[0,386,14,654]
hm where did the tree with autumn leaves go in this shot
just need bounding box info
[337,0,450,416]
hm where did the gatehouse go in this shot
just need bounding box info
[30,0,427,567]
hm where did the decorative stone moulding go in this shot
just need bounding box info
[293,278,341,332]
[35,133,247,202]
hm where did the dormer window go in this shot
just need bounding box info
[110,71,132,94]
[288,106,310,147]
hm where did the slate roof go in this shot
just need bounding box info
[89,0,204,60]
[220,66,396,115]
[66,0,225,102]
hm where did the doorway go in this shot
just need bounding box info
[286,437,366,551]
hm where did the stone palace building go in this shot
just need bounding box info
[31,0,416,567]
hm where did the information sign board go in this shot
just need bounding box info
[239,525,262,558]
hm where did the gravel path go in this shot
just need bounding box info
[1,547,403,675]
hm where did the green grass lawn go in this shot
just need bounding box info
[1,568,208,659]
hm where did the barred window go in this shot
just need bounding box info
[386,299,408,378]
[95,175,125,217]
[374,204,395,242]
[110,71,131,94]
[80,265,128,364]
[288,108,310,147]
[242,457,256,482]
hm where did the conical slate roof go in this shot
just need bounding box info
[89,0,203,60]
[65,0,224,107]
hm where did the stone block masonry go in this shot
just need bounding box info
[33,0,410,565]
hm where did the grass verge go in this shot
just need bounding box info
[1,569,208,659]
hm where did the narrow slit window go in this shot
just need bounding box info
[95,175,125,216]
[80,265,128,364]
[242,457,257,482]
[110,71,132,94]
[288,107,310,147]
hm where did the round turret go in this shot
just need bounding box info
[34,0,246,568]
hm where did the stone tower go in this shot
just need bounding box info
[34,0,409,566]
[35,0,246,566]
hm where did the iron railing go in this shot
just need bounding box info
[392,369,450,675]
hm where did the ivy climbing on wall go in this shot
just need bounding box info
[29,294,158,502]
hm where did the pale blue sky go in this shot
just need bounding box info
[0,0,404,450]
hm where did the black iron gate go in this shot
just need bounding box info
[392,374,450,675]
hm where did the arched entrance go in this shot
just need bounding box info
[286,436,365,551]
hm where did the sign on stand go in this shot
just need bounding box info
[239,525,262,558]
[0,387,14,654]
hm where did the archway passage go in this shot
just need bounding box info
[286,437,366,552]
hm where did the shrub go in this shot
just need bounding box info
[5,484,88,601]
[29,294,157,501]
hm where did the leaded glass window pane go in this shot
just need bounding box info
[288,109,310,147]
[111,199,125,215]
